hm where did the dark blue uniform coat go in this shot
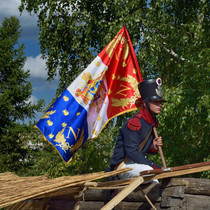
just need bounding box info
[110,107,161,170]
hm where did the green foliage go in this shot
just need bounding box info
[19,0,148,93]
[16,0,210,178]
[0,17,44,173]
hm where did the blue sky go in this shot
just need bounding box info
[0,0,59,123]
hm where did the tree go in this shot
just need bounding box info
[140,0,209,175]
[19,0,209,177]
[0,17,44,173]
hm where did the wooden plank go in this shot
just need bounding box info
[140,161,210,176]
[86,164,209,193]
[93,178,132,188]
[143,165,210,182]
[101,176,144,210]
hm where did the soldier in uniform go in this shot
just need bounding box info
[110,78,166,181]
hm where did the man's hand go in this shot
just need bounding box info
[153,136,163,150]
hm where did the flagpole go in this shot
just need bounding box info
[153,127,167,168]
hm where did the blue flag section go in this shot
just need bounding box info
[36,89,88,163]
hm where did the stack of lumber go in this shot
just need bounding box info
[1,161,210,209]
[77,178,210,210]
[160,178,210,209]
[78,181,161,209]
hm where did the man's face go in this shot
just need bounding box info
[149,100,163,114]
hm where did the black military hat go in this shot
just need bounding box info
[138,78,166,102]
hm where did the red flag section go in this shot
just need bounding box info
[99,25,143,119]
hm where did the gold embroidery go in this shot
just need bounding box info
[95,60,100,67]
[122,62,127,67]
[54,127,71,153]
[106,34,123,58]
[112,98,131,109]
[63,95,69,101]
[111,75,140,108]
[115,47,122,61]
[116,84,131,97]
[54,126,82,154]
[47,120,53,126]
[92,129,97,135]
[122,38,129,59]
[41,110,56,119]
[67,127,80,140]
[75,71,106,105]
[49,134,54,139]
[62,122,67,127]
[63,109,69,116]
[130,92,139,108]
[121,75,139,95]
[97,115,101,121]
[73,128,85,151]
[106,34,129,67]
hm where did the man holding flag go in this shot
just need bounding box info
[110,78,166,181]
[36,25,165,180]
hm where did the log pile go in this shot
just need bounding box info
[160,178,210,209]
[77,178,210,210]
[1,164,209,210]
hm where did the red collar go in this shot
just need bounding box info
[140,107,155,125]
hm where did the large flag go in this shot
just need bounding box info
[36,25,143,163]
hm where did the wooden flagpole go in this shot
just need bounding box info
[153,127,167,168]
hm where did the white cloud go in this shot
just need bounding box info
[24,55,48,79]
[0,0,35,21]
[0,0,21,17]
[0,0,38,39]
[24,55,60,80]
[26,95,38,104]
